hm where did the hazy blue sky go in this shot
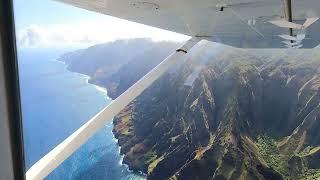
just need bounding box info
[13,0,108,27]
[13,0,188,49]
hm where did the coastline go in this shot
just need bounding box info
[54,58,111,100]
[54,58,146,179]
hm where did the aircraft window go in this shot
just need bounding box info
[11,0,320,179]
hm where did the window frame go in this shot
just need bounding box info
[0,0,26,179]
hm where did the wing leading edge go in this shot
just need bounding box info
[55,0,320,49]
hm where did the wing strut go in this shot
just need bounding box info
[25,37,200,180]
[283,0,294,39]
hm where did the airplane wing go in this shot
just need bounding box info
[55,0,320,49]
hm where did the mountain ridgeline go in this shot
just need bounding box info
[58,38,182,99]
[59,39,320,180]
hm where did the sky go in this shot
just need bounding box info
[13,0,189,50]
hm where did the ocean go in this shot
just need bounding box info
[18,49,145,180]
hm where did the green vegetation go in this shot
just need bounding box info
[297,146,320,179]
[227,60,256,75]
[256,135,320,180]
[298,169,320,179]
[121,128,132,136]
[148,155,164,174]
[142,151,158,165]
[256,134,291,178]
[299,146,320,157]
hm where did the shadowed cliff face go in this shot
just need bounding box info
[59,39,320,179]
[112,44,320,180]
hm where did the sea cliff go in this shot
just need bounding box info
[59,39,320,179]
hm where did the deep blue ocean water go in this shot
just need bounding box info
[18,50,144,180]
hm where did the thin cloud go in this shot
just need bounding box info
[17,16,189,49]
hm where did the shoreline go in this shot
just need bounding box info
[54,58,146,179]
[54,58,112,100]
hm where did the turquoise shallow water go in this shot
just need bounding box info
[18,50,144,179]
